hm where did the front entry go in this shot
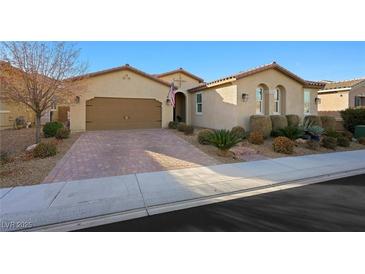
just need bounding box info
[173,92,186,122]
[86,97,162,130]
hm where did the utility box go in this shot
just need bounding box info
[354,125,365,138]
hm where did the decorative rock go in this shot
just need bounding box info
[230,145,269,161]
[295,138,307,144]
[25,144,38,152]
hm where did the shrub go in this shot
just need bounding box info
[32,142,57,158]
[303,115,322,127]
[207,129,241,153]
[306,140,320,150]
[249,115,272,138]
[324,129,340,139]
[277,126,304,140]
[168,121,178,129]
[341,131,353,141]
[184,125,194,135]
[197,129,214,145]
[272,136,294,154]
[231,126,246,140]
[322,136,337,149]
[286,114,300,127]
[270,115,288,131]
[43,121,64,138]
[248,131,264,145]
[320,116,336,131]
[337,136,350,147]
[177,122,187,132]
[0,151,11,165]
[340,108,365,133]
[271,130,281,138]
[358,137,365,145]
[55,128,70,139]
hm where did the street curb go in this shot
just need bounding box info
[24,168,365,232]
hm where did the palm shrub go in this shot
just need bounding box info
[322,136,337,149]
[231,126,246,140]
[197,129,214,145]
[248,131,264,145]
[43,121,64,138]
[272,136,294,154]
[208,129,241,156]
[277,126,304,140]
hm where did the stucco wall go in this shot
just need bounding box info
[70,69,173,132]
[0,99,35,129]
[349,85,365,108]
[157,72,201,90]
[190,83,238,130]
[318,91,349,111]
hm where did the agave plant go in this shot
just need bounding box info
[300,119,324,141]
[277,126,304,140]
[208,129,242,156]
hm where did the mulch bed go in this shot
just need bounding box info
[0,128,81,188]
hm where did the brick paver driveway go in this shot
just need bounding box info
[44,129,219,183]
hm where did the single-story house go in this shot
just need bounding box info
[318,78,365,119]
[68,62,325,132]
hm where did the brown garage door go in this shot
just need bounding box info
[86,97,162,130]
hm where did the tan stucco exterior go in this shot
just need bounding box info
[190,68,319,130]
[70,69,173,132]
[0,98,35,129]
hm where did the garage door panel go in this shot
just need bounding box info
[86,97,162,130]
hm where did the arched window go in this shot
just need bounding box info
[274,88,281,114]
[256,87,264,114]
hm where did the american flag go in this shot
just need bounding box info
[168,82,176,107]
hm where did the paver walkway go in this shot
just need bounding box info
[44,129,219,183]
[1,150,365,231]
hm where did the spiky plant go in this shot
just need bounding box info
[208,129,242,154]
[277,126,304,140]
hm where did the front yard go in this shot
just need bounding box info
[173,128,365,164]
[0,128,81,188]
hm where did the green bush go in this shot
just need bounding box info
[184,125,194,135]
[306,140,320,150]
[271,130,281,138]
[270,115,288,131]
[286,114,300,127]
[277,126,304,140]
[324,129,340,139]
[249,115,272,138]
[43,121,64,138]
[33,142,57,158]
[231,126,246,140]
[177,122,187,132]
[272,136,294,154]
[168,121,178,129]
[303,115,322,127]
[55,128,70,139]
[197,129,214,145]
[248,131,264,145]
[337,136,350,147]
[322,136,337,149]
[320,116,336,131]
[208,129,241,152]
[340,108,365,133]
[358,137,365,145]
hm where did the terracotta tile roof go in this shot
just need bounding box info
[155,68,204,83]
[188,62,324,92]
[322,78,365,90]
[70,64,171,87]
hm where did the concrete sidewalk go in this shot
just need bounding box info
[1,150,365,231]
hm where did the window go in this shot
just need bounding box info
[355,96,365,107]
[304,90,311,114]
[274,88,281,114]
[196,93,202,114]
[256,87,264,114]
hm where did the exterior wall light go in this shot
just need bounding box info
[75,96,80,104]
[241,93,249,102]
[166,98,171,105]
[315,97,321,104]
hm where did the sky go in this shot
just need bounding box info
[77,42,365,82]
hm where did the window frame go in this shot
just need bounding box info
[304,90,311,115]
[274,88,281,114]
[256,87,264,114]
[196,92,203,115]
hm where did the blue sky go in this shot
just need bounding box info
[78,42,365,82]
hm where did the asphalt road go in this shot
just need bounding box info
[77,174,365,232]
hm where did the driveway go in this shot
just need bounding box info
[43,129,219,183]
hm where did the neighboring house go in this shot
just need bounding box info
[318,78,365,119]
[0,61,35,129]
[69,62,324,132]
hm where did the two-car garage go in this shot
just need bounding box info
[69,65,173,132]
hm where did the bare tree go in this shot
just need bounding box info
[0,42,87,143]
